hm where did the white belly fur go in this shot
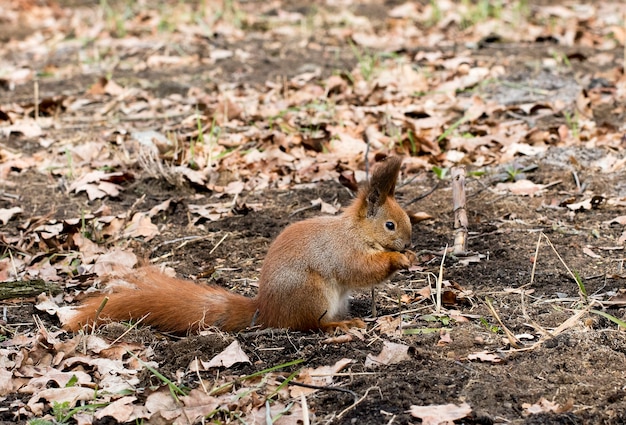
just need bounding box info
[323,279,350,320]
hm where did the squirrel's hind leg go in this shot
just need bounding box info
[319,318,366,333]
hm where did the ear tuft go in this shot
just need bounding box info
[370,156,403,197]
[362,156,403,217]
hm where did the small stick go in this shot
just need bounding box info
[90,296,110,334]
[371,287,377,317]
[209,233,229,255]
[337,386,380,419]
[34,77,39,122]
[484,298,520,349]
[436,245,447,314]
[300,393,310,425]
[451,166,468,255]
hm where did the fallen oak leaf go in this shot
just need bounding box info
[92,249,137,276]
[467,350,504,363]
[564,196,604,211]
[292,358,353,397]
[27,387,97,416]
[523,397,572,415]
[495,179,546,197]
[436,329,452,346]
[203,340,250,369]
[68,171,127,201]
[147,199,172,217]
[0,206,21,225]
[582,246,601,259]
[376,316,402,337]
[94,396,137,422]
[365,341,411,368]
[605,215,626,225]
[409,402,472,425]
[177,389,221,424]
[124,212,159,241]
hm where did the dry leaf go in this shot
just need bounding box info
[124,212,159,241]
[95,396,137,422]
[409,402,472,425]
[0,207,21,225]
[203,340,250,369]
[467,351,504,363]
[495,179,546,197]
[365,341,411,368]
[27,387,96,415]
[293,358,353,397]
[376,316,402,337]
[582,247,601,259]
[437,329,452,346]
[93,249,137,276]
[522,397,570,415]
[606,215,626,225]
[410,211,434,222]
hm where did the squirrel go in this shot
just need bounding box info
[65,156,415,334]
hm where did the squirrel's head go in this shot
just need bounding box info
[354,156,412,252]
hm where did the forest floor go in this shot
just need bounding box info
[1,1,626,424]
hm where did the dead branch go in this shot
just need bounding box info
[0,280,61,300]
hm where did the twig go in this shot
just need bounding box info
[528,232,542,286]
[404,181,439,206]
[337,386,380,419]
[34,77,39,122]
[289,203,319,217]
[109,314,149,345]
[300,393,310,425]
[285,379,359,402]
[538,232,580,288]
[451,166,468,255]
[435,246,447,314]
[209,233,229,255]
[150,235,212,252]
[484,297,521,349]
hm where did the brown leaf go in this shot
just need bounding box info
[376,316,402,337]
[495,179,546,197]
[467,351,504,363]
[93,249,137,276]
[437,329,452,346]
[124,212,159,241]
[409,402,472,424]
[0,207,21,225]
[293,358,353,397]
[202,340,250,369]
[365,341,411,368]
[95,396,137,422]
[523,397,571,415]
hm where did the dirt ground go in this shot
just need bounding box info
[2,1,626,424]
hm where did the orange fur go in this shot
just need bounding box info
[66,268,257,333]
[66,156,414,334]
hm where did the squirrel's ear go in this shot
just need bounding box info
[364,156,403,217]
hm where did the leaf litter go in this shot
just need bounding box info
[1,0,626,423]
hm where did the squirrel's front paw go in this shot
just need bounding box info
[391,251,415,270]
[403,250,417,266]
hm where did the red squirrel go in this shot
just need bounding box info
[66,156,414,334]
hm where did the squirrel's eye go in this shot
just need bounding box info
[385,221,395,231]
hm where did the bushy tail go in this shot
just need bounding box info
[65,267,258,334]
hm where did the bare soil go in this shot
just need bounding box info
[2,1,626,424]
[5,156,626,424]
